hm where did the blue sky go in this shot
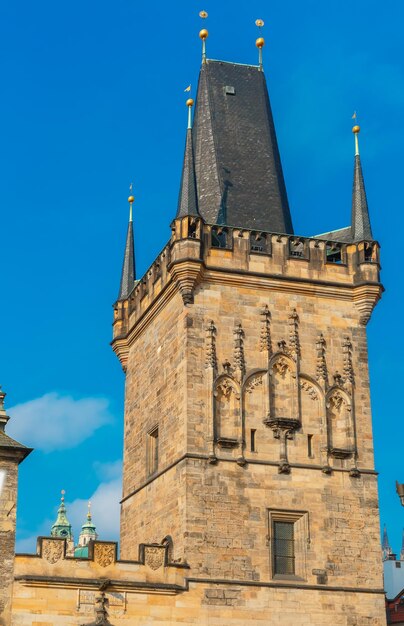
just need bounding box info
[1,0,403,554]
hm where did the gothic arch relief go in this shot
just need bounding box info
[242,370,269,453]
[326,387,355,458]
[299,375,324,431]
[213,375,241,448]
[295,374,325,463]
[268,353,299,425]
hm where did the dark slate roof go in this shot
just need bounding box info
[117,220,135,301]
[192,60,293,233]
[176,128,199,218]
[314,226,353,243]
[351,154,373,241]
[0,430,32,461]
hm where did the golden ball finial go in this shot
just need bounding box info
[256,37,265,49]
[128,195,135,204]
[186,98,194,108]
[199,28,209,40]
[352,125,360,134]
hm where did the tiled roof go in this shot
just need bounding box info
[192,60,293,233]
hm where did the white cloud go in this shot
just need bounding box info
[7,392,114,452]
[67,472,122,541]
[15,461,122,554]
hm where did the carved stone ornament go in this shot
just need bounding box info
[327,391,350,413]
[342,336,354,384]
[300,379,318,401]
[316,334,328,386]
[260,305,272,354]
[144,546,165,571]
[215,378,237,399]
[42,539,64,564]
[81,592,112,626]
[205,321,217,370]
[272,356,290,377]
[94,543,115,568]
[233,324,246,376]
[288,309,301,359]
[245,375,263,394]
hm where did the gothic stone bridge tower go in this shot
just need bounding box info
[112,32,385,625]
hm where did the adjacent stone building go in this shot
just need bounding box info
[2,27,387,626]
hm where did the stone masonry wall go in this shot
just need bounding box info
[120,291,188,560]
[0,459,19,626]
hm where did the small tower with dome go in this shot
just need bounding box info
[74,502,98,557]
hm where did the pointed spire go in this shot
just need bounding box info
[117,191,136,301]
[176,99,199,218]
[51,490,73,540]
[382,524,393,561]
[351,124,373,242]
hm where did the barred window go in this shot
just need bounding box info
[273,521,295,575]
[268,509,309,580]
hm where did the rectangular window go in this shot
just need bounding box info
[250,429,256,452]
[147,426,159,476]
[268,509,309,580]
[273,521,295,575]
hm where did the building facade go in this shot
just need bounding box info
[3,29,387,626]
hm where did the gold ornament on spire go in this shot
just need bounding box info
[199,9,209,63]
[128,182,135,205]
[61,489,65,502]
[255,19,265,69]
[128,184,135,222]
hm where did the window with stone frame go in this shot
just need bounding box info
[146,426,159,476]
[268,509,310,580]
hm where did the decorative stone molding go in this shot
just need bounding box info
[214,377,239,400]
[93,543,116,568]
[245,374,263,394]
[260,305,272,354]
[81,591,112,626]
[42,539,64,564]
[168,258,203,305]
[316,334,328,386]
[205,321,218,371]
[144,546,166,571]
[233,324,245,378]
[342,336,354,384]
[288,308,301,359]
[300,379,319,401]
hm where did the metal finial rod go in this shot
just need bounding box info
[199,13,209,65]
[352,122,361,157]
[255,19,265,71]
[128,184,135,222]
[202,38,207,63]
[186,98,194,129]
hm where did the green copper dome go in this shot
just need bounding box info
[50,491,73,541]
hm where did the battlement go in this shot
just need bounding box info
[112,217,381,369]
